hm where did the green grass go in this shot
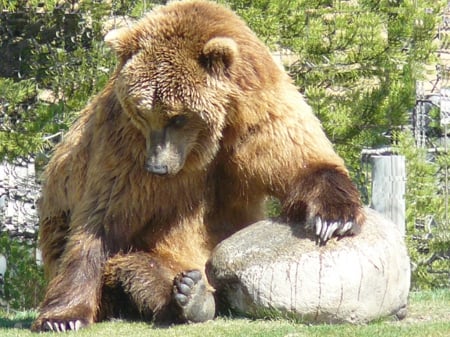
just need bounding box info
[1,290,449,337]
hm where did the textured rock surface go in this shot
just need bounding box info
[207,207,410,323]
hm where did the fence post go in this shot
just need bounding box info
[370,155,406,235]
[0,254,6,305]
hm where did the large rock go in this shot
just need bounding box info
[206,208,410,323]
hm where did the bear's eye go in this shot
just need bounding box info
[168,115,188,128]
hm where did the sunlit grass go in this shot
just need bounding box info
[0,289,448,337]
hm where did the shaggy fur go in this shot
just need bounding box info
[32,0,364,332]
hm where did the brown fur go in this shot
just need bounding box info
[32,0,364,331]
[100,252,178,322]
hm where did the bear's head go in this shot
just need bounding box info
[105,0,281,176]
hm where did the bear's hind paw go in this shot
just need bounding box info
[173,270,215,323]
[314,217,355,245]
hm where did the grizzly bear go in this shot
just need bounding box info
[32,0,364,332]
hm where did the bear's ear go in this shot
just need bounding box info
[201,37,238,75]
[104,27,139,60]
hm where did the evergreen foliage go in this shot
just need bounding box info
[224,0,444,172]
[0,1,115,161]
[0,233,44,310]
[396,131,450,289]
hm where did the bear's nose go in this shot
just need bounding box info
[145,163,169,175]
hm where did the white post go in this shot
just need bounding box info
[0,254,6,277]
[371,155,406,235]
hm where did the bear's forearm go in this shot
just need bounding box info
[32,232,106,331]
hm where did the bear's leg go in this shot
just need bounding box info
[38,213,69,281]
[102,252,174,322]
[102,252,215,324]
[31,230,105,332]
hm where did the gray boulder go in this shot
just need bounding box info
[207,207,410,323]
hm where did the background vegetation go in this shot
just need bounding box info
[0,0,449,312]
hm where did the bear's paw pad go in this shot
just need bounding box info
[173,270,215,323]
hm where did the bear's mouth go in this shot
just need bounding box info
[144,154,186,176]
[145,163,169,175]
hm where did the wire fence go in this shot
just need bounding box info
[0,157,40,243]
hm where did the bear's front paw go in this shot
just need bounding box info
[314,216,356,245]
[32,317,89,332]
[173,270,215,323]
[31,302,94,333]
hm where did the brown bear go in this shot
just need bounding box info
[32,0,364,332]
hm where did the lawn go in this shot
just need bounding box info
[0,289,449,337]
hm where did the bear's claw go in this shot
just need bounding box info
[315,217,354,245]
[173,270,215,323]
[40,319,84,332]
